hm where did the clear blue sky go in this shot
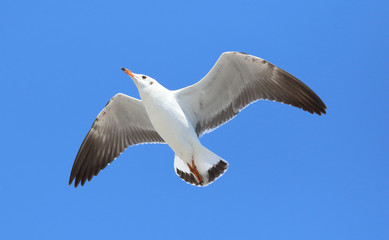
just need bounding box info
[1,0,388,239]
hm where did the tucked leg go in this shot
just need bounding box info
[187,159,203,184]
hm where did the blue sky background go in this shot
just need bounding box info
[1,0,388,239]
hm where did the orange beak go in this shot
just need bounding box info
[121,68,135,78]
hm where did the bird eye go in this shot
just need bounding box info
[142,75,146,80]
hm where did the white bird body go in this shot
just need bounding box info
[69,52,326,187]
[137,76,223,185]
[139,80,199,162]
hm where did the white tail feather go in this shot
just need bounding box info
[174,146,228,186]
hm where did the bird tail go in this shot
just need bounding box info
[174,146,228,187]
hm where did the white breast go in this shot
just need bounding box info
[139,86,199,160]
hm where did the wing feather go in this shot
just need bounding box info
[175,52,326,136]
[69,93,164,187]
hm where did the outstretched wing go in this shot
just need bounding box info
[175,52,326,136]
[69,93,164,187]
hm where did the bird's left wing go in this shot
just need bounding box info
[175,52,326,137]
[69,93,164,187]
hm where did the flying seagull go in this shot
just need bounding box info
[69,52,326,187]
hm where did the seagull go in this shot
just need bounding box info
[69,52,326,187]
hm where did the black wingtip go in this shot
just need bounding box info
[68,176,74,186]
[121,67,126,71]
[317,104,327,115]
[69,176,80,188]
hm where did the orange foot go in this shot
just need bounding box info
[187,160,203,184]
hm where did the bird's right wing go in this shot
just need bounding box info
[175,52,326,137]
[69,93,165,187]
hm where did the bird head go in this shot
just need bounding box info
[121,68,156,89]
